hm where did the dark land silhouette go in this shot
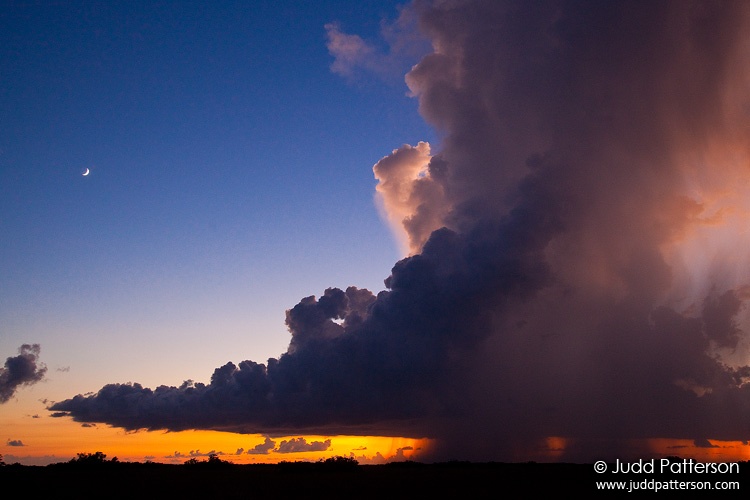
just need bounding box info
[2,453,748,496]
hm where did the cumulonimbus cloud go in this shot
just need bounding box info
[50,0,750,462]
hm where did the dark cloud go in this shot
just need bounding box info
[49,0,750,462]
[6,439,25,447]
[189,449,223,457]
[0,344,47,403]
[392,446,416,461]
[275,437,331,454]
[247,437,275,455]
[353,451,387,464]
[693,438,719,449]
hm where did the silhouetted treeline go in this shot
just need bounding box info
[2,454,750,497]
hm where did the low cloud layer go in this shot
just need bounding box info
[1,344,47,403]
[50,1,750,462]
[275,437,331,454]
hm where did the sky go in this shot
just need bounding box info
[1,0,433,465]
[5,0,750,466]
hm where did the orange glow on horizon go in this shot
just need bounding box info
[646,438,750,463]
[544,436,568,457]
[6,413,750,466]
[1,415,433,466]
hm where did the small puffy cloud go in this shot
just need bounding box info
[0,344,47,403]
[275,437,331,454]
[7,439,25,447]
[247,437,275,455]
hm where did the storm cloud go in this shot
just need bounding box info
[1,344,47,403]
[50,0,750,462]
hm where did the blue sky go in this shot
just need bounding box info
[1,1,432,394]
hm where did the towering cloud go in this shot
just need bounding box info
[1,344,47,403]
[50,1,750,462]
[373,141,448,254]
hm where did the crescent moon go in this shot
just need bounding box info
[82,168,90,176]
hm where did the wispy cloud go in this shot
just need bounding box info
[325,4,428,83]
